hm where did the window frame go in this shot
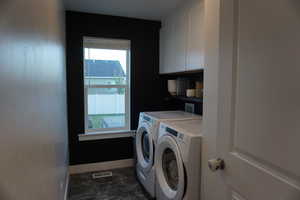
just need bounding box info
[83,37,131,134]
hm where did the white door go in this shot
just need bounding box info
[204,0,300,199]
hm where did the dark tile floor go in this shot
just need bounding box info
[68,167,151,200]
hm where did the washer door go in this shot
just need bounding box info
[136,122,154,172]
[156,135,185,200]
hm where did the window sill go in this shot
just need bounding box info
[78,130,136,141]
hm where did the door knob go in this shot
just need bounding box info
[208,158,225,172]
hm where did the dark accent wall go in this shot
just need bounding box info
[66,11,170,165]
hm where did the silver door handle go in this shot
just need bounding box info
[208,158,225,172]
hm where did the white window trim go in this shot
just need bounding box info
[83,37,131,137]
[78,130,136,141]
[84,37,131,50]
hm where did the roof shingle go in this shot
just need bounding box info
[84,60,125,77]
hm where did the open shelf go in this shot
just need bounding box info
[171,95,203,103]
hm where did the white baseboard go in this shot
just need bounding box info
[64,171,69,200]
[69,159,134,175]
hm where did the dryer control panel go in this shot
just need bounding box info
[166,127,178,137]
[165,127,184,141]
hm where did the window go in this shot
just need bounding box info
[84,37,130,134]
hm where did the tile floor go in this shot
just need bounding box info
[68,167,151,200]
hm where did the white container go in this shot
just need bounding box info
[195,88,203,98]
[168,80,177,96]
[186,89,196,97]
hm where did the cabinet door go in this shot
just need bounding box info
[160,18,175,74]
[171,8,188,73]
[159,25,167,74]
[186,0,205,70]
[160,8,188,74]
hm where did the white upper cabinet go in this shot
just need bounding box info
[160,14,177,74]
[160,0,204,74]
[186,0,205,71]
[171,7,188,73]
[160,10,187,74]
[159,22,169,74]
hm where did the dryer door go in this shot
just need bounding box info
[156,135,185,200]
[136,122,154,172]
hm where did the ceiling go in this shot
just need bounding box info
[64,0,183,20]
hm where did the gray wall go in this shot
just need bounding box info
[0,0,68,200]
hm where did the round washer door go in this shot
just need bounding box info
[136,122,154,172]
[156,135,185,200]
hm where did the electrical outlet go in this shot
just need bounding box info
[185,103,195,113]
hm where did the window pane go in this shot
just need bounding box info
[83,37,130,133]
[84,48,127,85]
[87,88,126,129]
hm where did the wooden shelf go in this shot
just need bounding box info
[171,95,203,103]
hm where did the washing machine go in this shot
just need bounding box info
[155,119,203,200]
[135,111,201,198]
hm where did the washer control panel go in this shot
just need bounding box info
[143,115,153,124]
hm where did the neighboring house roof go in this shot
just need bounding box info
[85,59,125,77]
